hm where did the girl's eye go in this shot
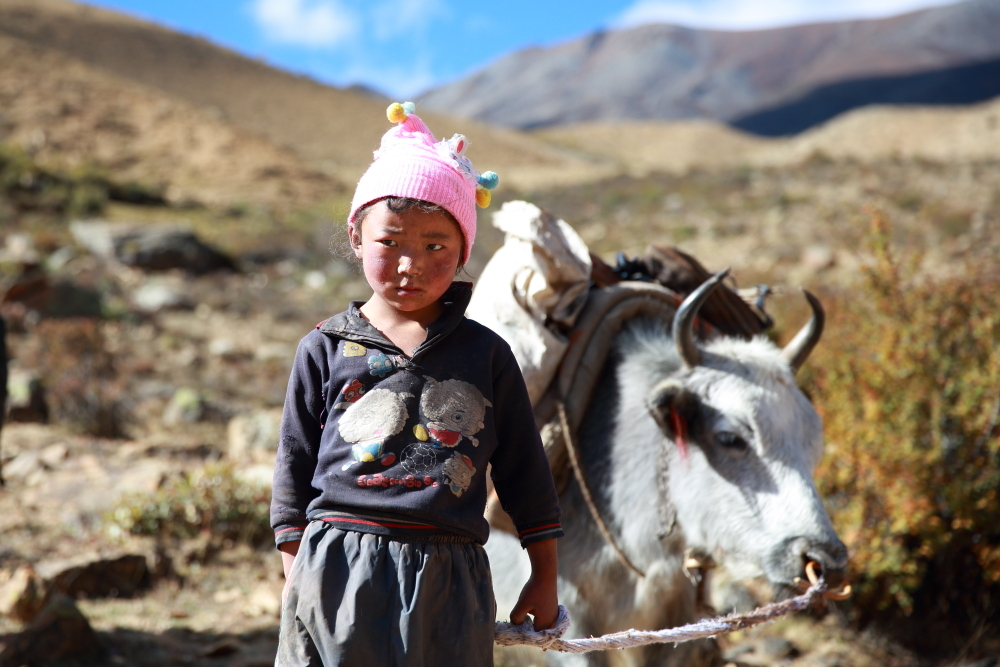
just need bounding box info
[378,239,397,247]
[427,243,444,251]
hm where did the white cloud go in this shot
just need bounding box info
[249,0,357,48]
[371,0,449,42]
[612,0,963,31]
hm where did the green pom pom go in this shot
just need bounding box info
[402,101,417,116]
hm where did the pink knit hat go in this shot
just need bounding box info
[349,101,499,266]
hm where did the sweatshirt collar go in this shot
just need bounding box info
[319,282,473,360]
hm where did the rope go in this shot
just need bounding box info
[495,578,829,653]
[557,401,646,578]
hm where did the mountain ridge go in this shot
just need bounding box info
[419,0,1000,132]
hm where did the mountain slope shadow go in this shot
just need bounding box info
[731,58,1000,136]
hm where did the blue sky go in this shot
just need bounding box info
[87,0,961,99]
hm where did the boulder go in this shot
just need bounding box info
[70,221,236,274]
[0,274,103,323]
[0,594,105,667]
[35,552,150,599]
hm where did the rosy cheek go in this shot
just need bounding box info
[363,253,393,281]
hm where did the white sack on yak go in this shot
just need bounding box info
[466,201,592,405]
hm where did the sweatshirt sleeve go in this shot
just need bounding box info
[270,333,327,547]
[488,351,564,547]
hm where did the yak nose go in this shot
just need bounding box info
[771,536,849,590]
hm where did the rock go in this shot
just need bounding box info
[235,463,275,488]
[0,274,103,322]
[5,368,49,423]
[35,552,150,599]
[70,220,236,274]
[38,442,68,468]
[208,337,238,357]
[245,582,281,618]
[228,409,282,463]
[162,387,204,426]
[0,232,41,265]
[303,270,326,289]
[213,588,243,604]
[201,637,241,658]
[2,449,43,480]
[253,341,295,362]
[0,594,105,666]
[0,566,47,622]
[801,243,835,271]
[131,279,191,312]
[758,636,797,661]
[43,246,77,273]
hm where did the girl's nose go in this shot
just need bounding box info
[398,254,421,276]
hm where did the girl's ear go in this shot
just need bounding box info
[348,222,363,258]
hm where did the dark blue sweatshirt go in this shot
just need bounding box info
[270,283,563,548]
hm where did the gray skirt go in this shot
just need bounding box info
[276,522,496,667]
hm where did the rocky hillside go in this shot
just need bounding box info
[0,0,595,191]
[420,0,1000,132]
[0,33,338,212]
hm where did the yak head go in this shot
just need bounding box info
[643,272,847,591]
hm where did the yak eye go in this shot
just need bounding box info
[716,431,749,452]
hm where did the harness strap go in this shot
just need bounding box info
[558,401,646,579]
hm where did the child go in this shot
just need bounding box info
[270,102,563,666]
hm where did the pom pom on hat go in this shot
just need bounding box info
[387,102,408,123]
[475,186,492,208]
[351,101,499,265]
[477,171,499,190]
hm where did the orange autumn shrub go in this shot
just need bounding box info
[805,212,1000,644]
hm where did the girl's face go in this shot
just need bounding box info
[350,201,463,320]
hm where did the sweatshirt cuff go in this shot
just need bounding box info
[274,524,308,548]
[517,521,563,548]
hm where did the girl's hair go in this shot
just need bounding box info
[350,197,466,267]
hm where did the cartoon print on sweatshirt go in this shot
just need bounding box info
[418,377,491,448]
[334,379,366,409]
[442,452,476,497]
[343,342,366,357]
[368,352,395,377]
[338,388,412,469]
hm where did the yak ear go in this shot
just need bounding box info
[646,378,698,437]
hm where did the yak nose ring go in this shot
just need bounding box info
[794,560,852,601]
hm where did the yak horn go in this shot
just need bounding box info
[781,289,825,374]
[673,269,729,369]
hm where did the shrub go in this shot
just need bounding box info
[806,211,1000,654]
[0,144,107,217]
[107,462,272,546]
[29,318,126,437]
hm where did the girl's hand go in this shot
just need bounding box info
[510,538,559,630]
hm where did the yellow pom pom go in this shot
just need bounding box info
[387,102,407,123]
[475,186,491,208]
